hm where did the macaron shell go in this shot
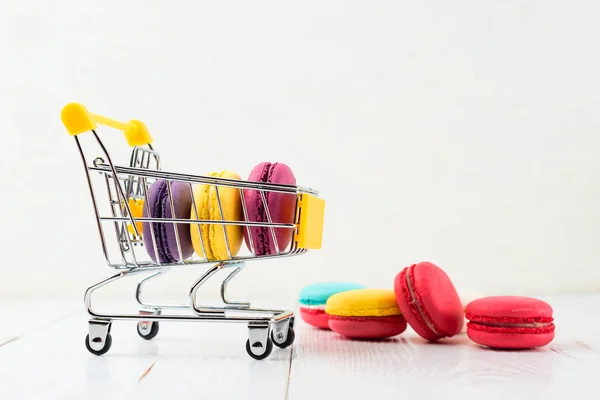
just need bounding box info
[299,307,330,329]
[143,180,194,263]
[328,315,407,339]
[325,289,402,318]
[394,262,464,341]
[465,296,553,321]
[243,162,296,255]
[467,325,555,349]
[298,281,367,306]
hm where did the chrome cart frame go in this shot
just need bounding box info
[61,103,325,360]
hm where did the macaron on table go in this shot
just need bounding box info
[297,261,557,353]
[394,262,464,341]
[298,282,366,329]
[60,103,326,360]
[326,289,408,339]
[465,296,556,349]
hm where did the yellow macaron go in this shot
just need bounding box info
[325,288,402,317]
[190,170,244,260]
[325,288,407,339]
[125,197,144,236]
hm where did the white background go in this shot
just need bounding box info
[1,0,599,304]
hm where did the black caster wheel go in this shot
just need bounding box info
[272,327,295,349]
[137,321,159,340]
[85,333,112,356]
[246,337,273,360]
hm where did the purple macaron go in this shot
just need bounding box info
[143,180,194,263]
[243,162,297,255]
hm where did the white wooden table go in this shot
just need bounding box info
[0,294,598,399]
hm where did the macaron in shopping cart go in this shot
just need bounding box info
[243,162,297,255]
[190,170,244,261]
[143,179,194,263]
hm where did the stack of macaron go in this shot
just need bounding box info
[298,261,556,349]
[298,282,367,329]
[141,161,299,263]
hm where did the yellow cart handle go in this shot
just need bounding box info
[60,102,153,147]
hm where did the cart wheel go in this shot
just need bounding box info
[272,327,295,349]
[246,337,273,360]
[85,333,112,356]
[137,321,159,340]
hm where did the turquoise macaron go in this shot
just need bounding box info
[298,282,366,329]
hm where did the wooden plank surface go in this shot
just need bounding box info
[0,299,80,347]
[0,301,292,400]
[0,295,598,399]
[287,294,600,399]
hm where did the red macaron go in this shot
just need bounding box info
[465,296,555,349]
[394,261,464,341]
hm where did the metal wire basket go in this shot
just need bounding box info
[61,102,325,360]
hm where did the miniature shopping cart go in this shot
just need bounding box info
[60,103,325,360]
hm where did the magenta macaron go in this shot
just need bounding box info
[243,162,297,255]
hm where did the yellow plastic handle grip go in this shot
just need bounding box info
[60,102,153,147]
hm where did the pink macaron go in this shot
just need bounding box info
[394,261,464,341]
[465,296,555,349]
[243,162,297,255]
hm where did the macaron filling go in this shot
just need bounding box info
[298,282,367,307]
[327,315,408,339]
[329,315,405,323]
[468,321,553,328]
[403,265,445,337]
[466,314,555,334]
